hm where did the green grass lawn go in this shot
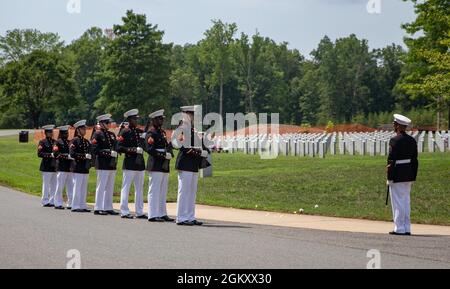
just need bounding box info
[0,135,449,225]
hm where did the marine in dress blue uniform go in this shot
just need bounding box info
[387,114,419,236]
[38,125,57,207]
[118,109,147,219]
[145,109,175,222]
[92,114,120,216]
[172,106,211,226]
[53,125,74,209]
[70,120,92,213]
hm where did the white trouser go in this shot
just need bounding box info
[176,171,199,223]
[148,172,169,219]
[95,170,116,211]
[390,182,412,234]
[41,172,57,206]
[54,172,74,207]
[72,173,89,210]
[120,170,145,216]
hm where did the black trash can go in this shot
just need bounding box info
[19,131,29,143]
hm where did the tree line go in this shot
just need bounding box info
[0,0,448,130]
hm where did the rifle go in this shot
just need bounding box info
[386,184,390,206]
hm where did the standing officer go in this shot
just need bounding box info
[38,125,57,207]
[53,125,74,210]
[91,114,120,216]
[70,120,92,213]
[173,106,211,226]
[387,114,419,236]
[118,109,147,219]
[145,109,175,222]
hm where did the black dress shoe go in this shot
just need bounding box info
[148,217,165,222]
[54,206,65,210]
[66,207,72,210]
[192,220,203,226]
[177,221,194,226]
[405,232,411,236]
[389,231,408,236]
[105,210,119,215]
[121,214,135,219]
[82,209,91,213]
[161,215,175,222]
[136,214,148,219]
[94,210,108,216]
[43,203,54,208]
[71,209,85,213]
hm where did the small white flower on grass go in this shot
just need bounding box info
[314,204,319,209]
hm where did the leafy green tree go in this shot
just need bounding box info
[235,32,264,113]
[291,61,319,125]
[199,20,237,117]
[66,27,110,119]
[173,44,217,113]
[399,0,450,129]
[372,44,406,112]
[311,35,382,124]
[0,29,63,63]
[96,10,171,121]
[0,29,66,128]
[0,50,78,128]
[311,36,339,124]
[169,67,202,109]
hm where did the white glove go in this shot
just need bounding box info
[85,154,92,160]
[136,147,144,155]
[140,133,147,139]
[165,153,172,160]
[386,180,393,185]
[110,151,118,158]
[201,150,209,158]
[51,153,55,158]
[68,155,75,161]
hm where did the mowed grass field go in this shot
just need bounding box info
[0,134,449,225]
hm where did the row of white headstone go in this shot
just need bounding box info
[213,131,450,158]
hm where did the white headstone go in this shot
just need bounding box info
[200,153,213,178]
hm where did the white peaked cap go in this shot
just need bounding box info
[394,114,412,126]
[124,109,139,118]
[180,105,200,113]
[149,109,165,119]
[57,125,70,131]
[96,114,112,122]
[74,120,87,128]
[42,125,55,131]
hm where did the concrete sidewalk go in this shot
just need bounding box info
[104,203,450,236]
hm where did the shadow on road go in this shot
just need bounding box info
[202,224,252,229]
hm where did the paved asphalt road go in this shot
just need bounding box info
[0,186,449,269]
[0,130,32,137]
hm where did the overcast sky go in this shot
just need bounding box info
[0,0,416,56]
